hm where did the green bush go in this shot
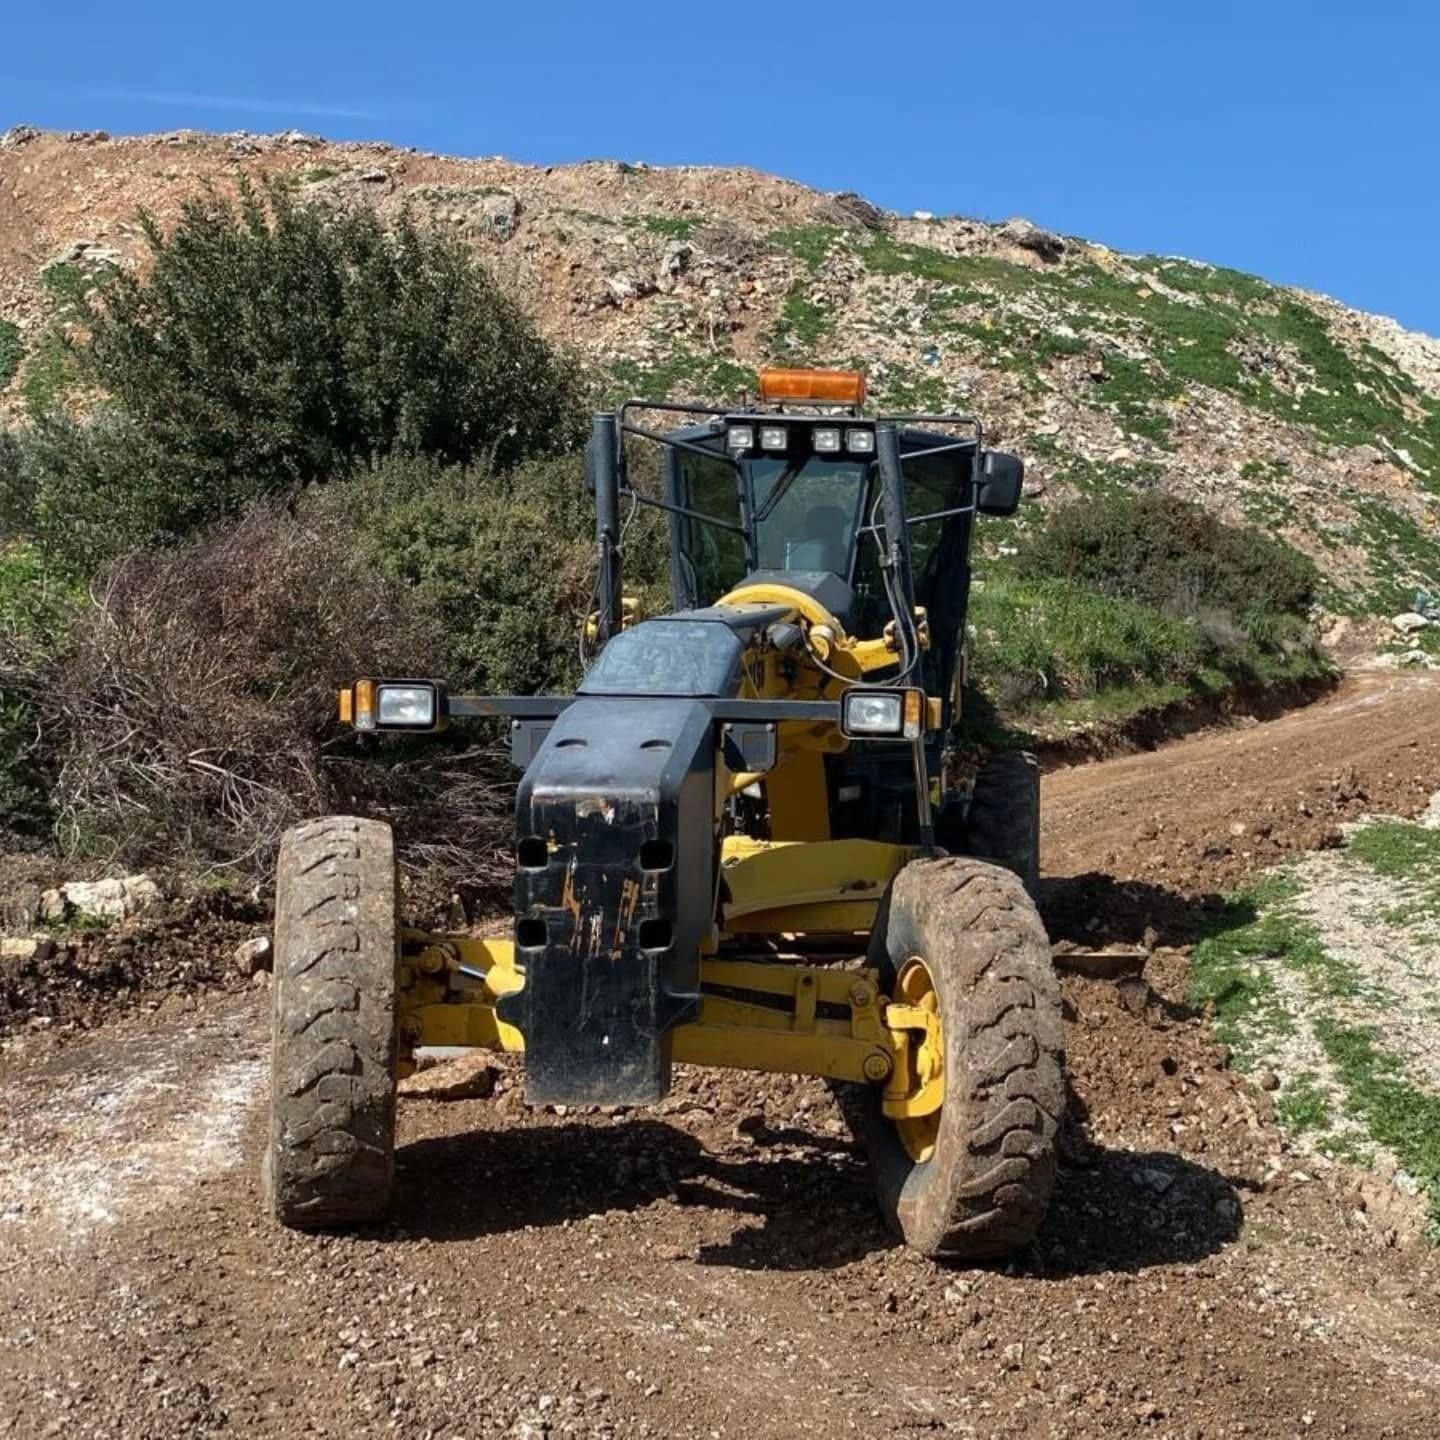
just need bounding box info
[0,542,82,836]
[968,575,1207,712]
[0,319,21,390]
[15,182,585,569]
[1013,490,1317,643]
[340,452,670,696]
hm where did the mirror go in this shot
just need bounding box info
[978,450,1023,516]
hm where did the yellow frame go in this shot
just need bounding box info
[396,931,937,1109]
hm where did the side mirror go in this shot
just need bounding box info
[978,450,1023,516]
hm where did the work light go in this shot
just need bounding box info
[377,684,438,729]
[760,425,788,451]
[841,687,924,740]
[846,428,875,454]
[813,427,841,453]
[727,425,755,451]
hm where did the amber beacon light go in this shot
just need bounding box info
[757,367,867,406]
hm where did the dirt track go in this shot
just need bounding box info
[3,671,1440,1439]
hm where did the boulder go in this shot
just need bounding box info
[232,936,273,976]
[1390,612,1430,635]
[39,875,162,924]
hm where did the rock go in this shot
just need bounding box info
[813,191,889,232]
[356,168,389,184]
[0,125,41,149]
[0,938,38,961]
[275,129,323,149]
[398,1052,500,1101]
[51,240,123,269]
[1051,945,1146,980]
[1390,612,1430,635]
[39,875,162,924]
[1256,1069,1281,1092]
[1116,977,1151,1015]
[65,130,109,144]
[233,936,273,976]
[480,192,519,238]
[997,217,1065,262]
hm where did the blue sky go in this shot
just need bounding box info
[6,2,1437,335]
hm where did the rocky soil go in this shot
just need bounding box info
[2,670,1440,1437]
[3,125,1440,620]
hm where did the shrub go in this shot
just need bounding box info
[43,500,447,871]
[342,451,671,696]
[1013,490,1317,643]
[18,182,586,568]
[968,576,1207,709]
[0,542,82,838]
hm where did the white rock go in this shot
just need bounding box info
[39,875,162,924]
[233,936,273,975]
[1390,612,1430,635]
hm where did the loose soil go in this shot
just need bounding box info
[3,669,1440,1438]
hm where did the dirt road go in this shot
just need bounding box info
[3,671,1440,1439]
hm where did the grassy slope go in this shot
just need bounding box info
[1189,827,1440,1233]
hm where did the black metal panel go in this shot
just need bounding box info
[500,697,715,1106]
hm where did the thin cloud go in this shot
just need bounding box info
[82,89,376,120]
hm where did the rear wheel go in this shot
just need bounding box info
[855,856,1063,1260]
[262,816,399,1229]
[965,750,1041,897]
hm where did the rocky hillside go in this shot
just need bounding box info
[4,123,1440,624]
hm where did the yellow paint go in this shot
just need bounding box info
[881,956,945,1161]
[720,836,914,933]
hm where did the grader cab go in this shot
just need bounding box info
[262,368,1064,1261]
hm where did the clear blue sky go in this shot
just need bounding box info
[6,3,1437,335]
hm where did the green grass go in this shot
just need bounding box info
[1348,820,1440,881]
[1277,1073,1332,1134]
[776,285,830,354]
[1315,1019,1440,1233]
[604,344,753,405]
[0,319,21,389]
[636,214,700,240]
[1187,876,1304,1066]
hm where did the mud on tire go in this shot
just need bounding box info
[262,816,399,1229]
[965,750,1041,898]
[851,856,1063,1260]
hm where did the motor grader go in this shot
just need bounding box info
[262,367,1063,1260]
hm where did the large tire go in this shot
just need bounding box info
[854,856,1063,1260]
[262,816,399,1229]
[965,750,1041,898]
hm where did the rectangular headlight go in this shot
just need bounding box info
[727,425,755,451]
[813,427,841,453]
[846,428,875,453]
[760,425,788,451]
[842,691,902,737]
[841,687,924,740]
[376,683,438,729]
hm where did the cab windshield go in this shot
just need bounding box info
[750,457,868,575]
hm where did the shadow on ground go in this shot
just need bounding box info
[389,1106,1246,1276]
[1041,871,1244,950]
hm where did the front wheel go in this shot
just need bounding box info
[262,816,399,1229]
[854,855,1063,1260]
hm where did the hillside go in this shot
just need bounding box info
[3,123,1440,623]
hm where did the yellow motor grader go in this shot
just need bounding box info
[261,367,1063,1260]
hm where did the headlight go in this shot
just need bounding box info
[377,683,438,729]
[727,425,755,451]
[843,691,902,736]
[841,687,924,740]
[760,425,788,451]
[846,428,875,453]
[812,427,841,453]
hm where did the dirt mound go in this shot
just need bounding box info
[0,886,264,1039]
